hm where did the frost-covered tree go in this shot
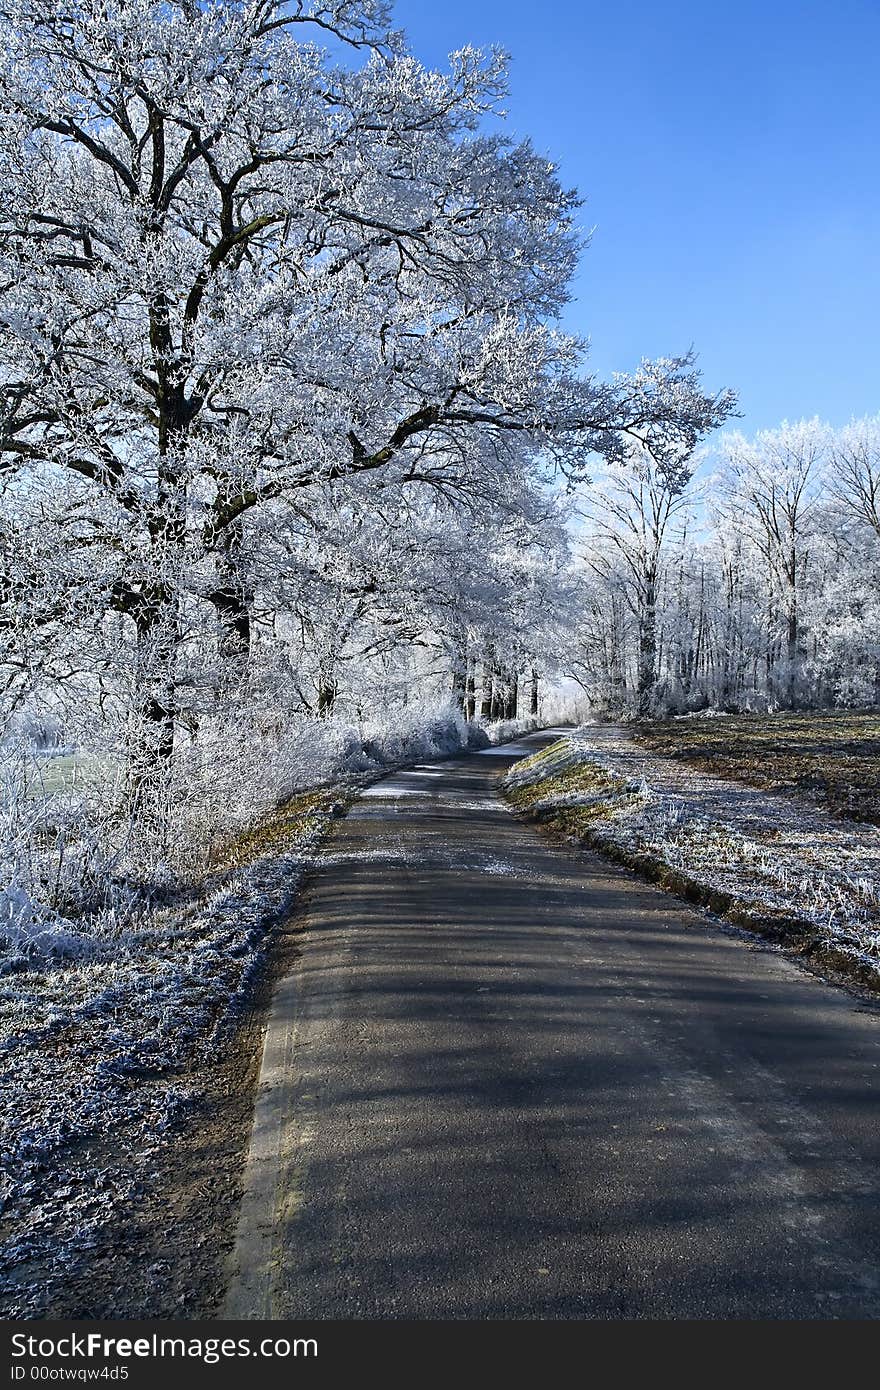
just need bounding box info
[716,420,828,706]
[568,417,880,716]
[828,416,880,539]
[580,436,699,715]
[0,0,735,897]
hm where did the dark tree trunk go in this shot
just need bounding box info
[121,583,180,803]
[480,644,495,720]
[490,669,504,722]
[451,638,467,712]
[317,676,337,718]
[505,670,518,720]
[637,571,657,717]
[465,657,476,721]
[786,584,799,708]
[529,667,539,716]
[207,519,251,662]
[209,586,251,657]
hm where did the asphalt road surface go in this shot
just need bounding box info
[225,730,880,1319]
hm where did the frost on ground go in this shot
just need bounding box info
[0,709,538,1316]
[504,726,880,983]
[0,793,333,1318]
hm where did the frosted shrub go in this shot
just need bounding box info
[484,716,541,744]
[0,745,142,967]
[0,691,542,973]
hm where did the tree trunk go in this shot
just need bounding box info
[480,644,494,720]
[317,676,337,718]
[529,666,539,716]
[506,670,518,720]
[465,658,476,721]
[490,667,504,722]
[209,586,251,658]
[128,586,179,806]
[637,570,657,717]
[786,581,798,708]
[451,637,467,712]
[317,650,337,717]
[207,519,252,665]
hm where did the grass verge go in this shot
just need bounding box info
[0,786,347,1318]
[503,738,880,995]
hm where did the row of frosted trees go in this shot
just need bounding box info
[571,417,880,714]
[1,2,731,802]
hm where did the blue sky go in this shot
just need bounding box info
[393,0,880,434]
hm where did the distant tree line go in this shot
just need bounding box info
[570,417,880,714]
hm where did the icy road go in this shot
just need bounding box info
[225,730,880,1319]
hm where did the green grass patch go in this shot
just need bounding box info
[506,738,570,777]
[207,787,346,874]
[505,742,633,831]
[506,761,621,810]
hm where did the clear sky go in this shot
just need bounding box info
[392,0,880,435]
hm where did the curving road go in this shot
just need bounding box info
[224,731,880,1320]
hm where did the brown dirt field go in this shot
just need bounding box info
[633,712,880,825]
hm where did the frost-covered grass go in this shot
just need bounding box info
[504,740,634,816]
[25,751,114,799]
[633,712,880,825]
[0,784,338,1317]
[0,704,539,1315]
[0,704,530,956]
[504,728,880,986]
